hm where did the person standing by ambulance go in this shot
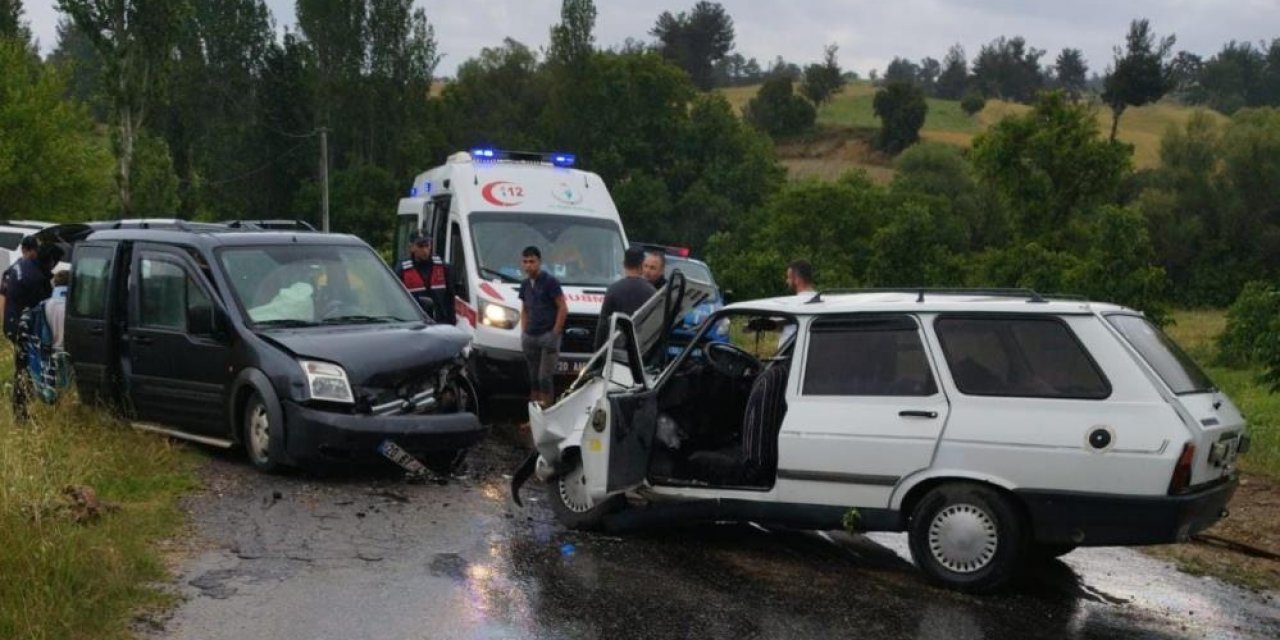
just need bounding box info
[397,230,456,325]
[518,246,567,408]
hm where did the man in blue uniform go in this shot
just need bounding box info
[3,240,60,419]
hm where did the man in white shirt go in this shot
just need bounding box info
[778,260,816,349]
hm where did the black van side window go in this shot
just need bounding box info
[803,315,938,396]
[71,246,113,319]
[139,255,212,332]
[935,315,1111,399]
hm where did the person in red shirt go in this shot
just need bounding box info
[396,230,456,325]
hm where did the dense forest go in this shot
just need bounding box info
[1,0,1278,315]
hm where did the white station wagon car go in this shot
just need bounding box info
[512,284,1246,592]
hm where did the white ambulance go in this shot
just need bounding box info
[396,149,630,397]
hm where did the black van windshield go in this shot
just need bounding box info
[470,212,625,286]
[1107,314,1215,395]
[218,245,421,327]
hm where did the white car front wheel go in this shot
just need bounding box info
[549,455,623,530]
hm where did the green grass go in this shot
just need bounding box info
[0,358,199,640]
[1166,310,1280,478]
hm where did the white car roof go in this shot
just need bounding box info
[724,290,1134,317]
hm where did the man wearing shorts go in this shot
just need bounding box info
[518,246,567,408]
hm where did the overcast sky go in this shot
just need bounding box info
[23,0,1280,77]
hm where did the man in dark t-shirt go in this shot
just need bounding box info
[518,246,567,407]
[595,247,656,350]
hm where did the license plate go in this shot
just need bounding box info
[378,440,428,476]
[556,360,586,375]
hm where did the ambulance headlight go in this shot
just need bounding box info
[299,360,354,404]
[480,300,519,330]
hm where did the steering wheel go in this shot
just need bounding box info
[705,342,762,379]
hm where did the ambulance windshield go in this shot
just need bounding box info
[470,212,626,286]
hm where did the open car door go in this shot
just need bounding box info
[579,314,657,503]
[630,270,717,370]
[514,271,719,505]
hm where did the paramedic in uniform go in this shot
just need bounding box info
[397,230,456,325]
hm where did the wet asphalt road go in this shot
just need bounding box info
[143,433,1280,640]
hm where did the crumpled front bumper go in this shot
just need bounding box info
[283,400,484,463]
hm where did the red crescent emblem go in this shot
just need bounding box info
[481,181,524,207]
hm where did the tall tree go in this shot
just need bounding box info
[0,38,112,221]
[1196,40,1269,113]
[651,1,734,90]
[801,43,843,105]
[1168,50,1204,101]
[744,73,815,138]
[48,17,106,119]
[548,0,596,68]
[0,0,29,43]
[917,57,941,95]
[873,81,927,154]
[1054,48,1088,100]
[971,91,1131,242]
[1102,19,1175,141]
[936,44,969,99]
[883,57,919,86]
[972,36,1045,102]
[58,0,189,214]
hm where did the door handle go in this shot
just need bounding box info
[899,410,938,419]
[132,335,153,346]
[88,326,104,336]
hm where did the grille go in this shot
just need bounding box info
[561,314,598,355]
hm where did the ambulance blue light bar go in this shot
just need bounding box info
[468,148,576,167]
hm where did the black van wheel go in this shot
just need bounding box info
[549,455,623,531]
[908,483,1025,593]
[244,392,283,473]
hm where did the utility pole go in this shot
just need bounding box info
[319,127,330,232]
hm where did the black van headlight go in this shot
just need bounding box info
[480,300,519,330]
[300,360,354,404]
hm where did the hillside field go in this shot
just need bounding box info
[719,82,1227,182]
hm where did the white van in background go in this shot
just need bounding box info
[396,149,630,397]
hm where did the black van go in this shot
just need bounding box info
[47,221,483,471]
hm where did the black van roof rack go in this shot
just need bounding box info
[223,219,317,231]
[92,219,318,233]
[807,288,1079,304]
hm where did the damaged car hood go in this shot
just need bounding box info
[258,323,470,387]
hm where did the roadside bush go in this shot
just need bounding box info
[1218,281,1280,366]
[744,74,816,138]
[960,91,987,116]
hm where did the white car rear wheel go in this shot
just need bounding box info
[908,483,1025,593]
